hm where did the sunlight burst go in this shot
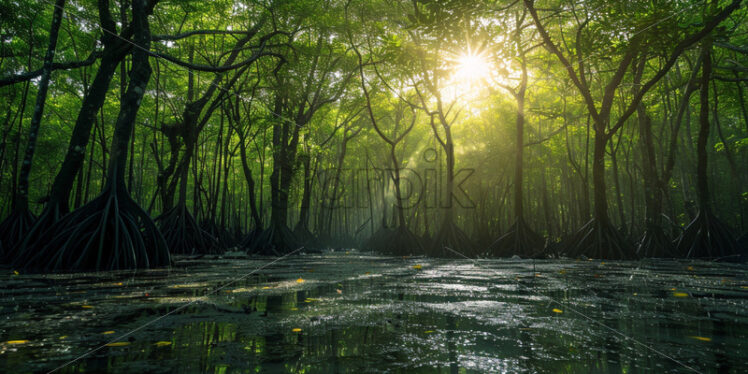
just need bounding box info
[454,52,492,83]
[444,49,494,108]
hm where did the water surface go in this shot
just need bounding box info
[1,253,746,373]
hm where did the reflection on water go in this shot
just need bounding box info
[0,254,746,373]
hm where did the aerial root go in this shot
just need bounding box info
[156,204,219,255]
[242,222,298,256]
[365,225,424,256]
[675,209,743,261]
[200,219,237,249]
[0,208,36,261]
[485,217,545,258]
[12,186,169,272]
[562,219,636,260]
[429,220,476,258]
[636,223,675,258]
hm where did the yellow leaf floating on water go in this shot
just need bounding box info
[365,272,371,275]
[290,307,298,311]
[687,266,694,271]
[101,331,115,335]
[81,305,94,309]
[673,292,689,298]
[424,330,434,334]
[262,286,271,289]
[690,336,711,342]
[113,282,123,286]
[336,289,343,294]
[552,308,563,314]
[292,328,302,332]
[5,340,29,344]
[105,342,130,347]
[59,336,67,340]
[13,270,19,275]
[559,270,566,275]
[154,341,172,347]
[296,277,305,283]
[412,264,422,270]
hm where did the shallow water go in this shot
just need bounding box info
[1,252,746,373]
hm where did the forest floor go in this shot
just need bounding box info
[0,252,746,373]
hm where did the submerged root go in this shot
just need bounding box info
[156,204,219,255]
[0,208,36,261]
[485,217,545,258]
[428,220,476,258]
[242,222,299,256]
[675,209,743,261]
[12,186,170,272]
[636,223,675,258]
[562,219,636,260]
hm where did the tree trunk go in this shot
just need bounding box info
[16,0,66,210]
[46,3,130,215]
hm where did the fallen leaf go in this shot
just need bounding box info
[154,341,172,347]
[292,328,302,332]
[412,264,422,270]
[559,270,566,275]
[552,308,563,314]
[424,330,434,334]
[101,331,115,335]
[262,286,271,289]
[336,289,342,294]
[365,272,371,275]
[105,342,130,347]
[290,307,298,311]
[113,282,123,286]
[633,293,638,296]
[13,270,19,275]
[690,336,711,342]
[59,336,67,340]
[296,278,305,283]
[81,305,93,309]
[687,266,694,271]
[673,292,689,297]
[5,340,29,344]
